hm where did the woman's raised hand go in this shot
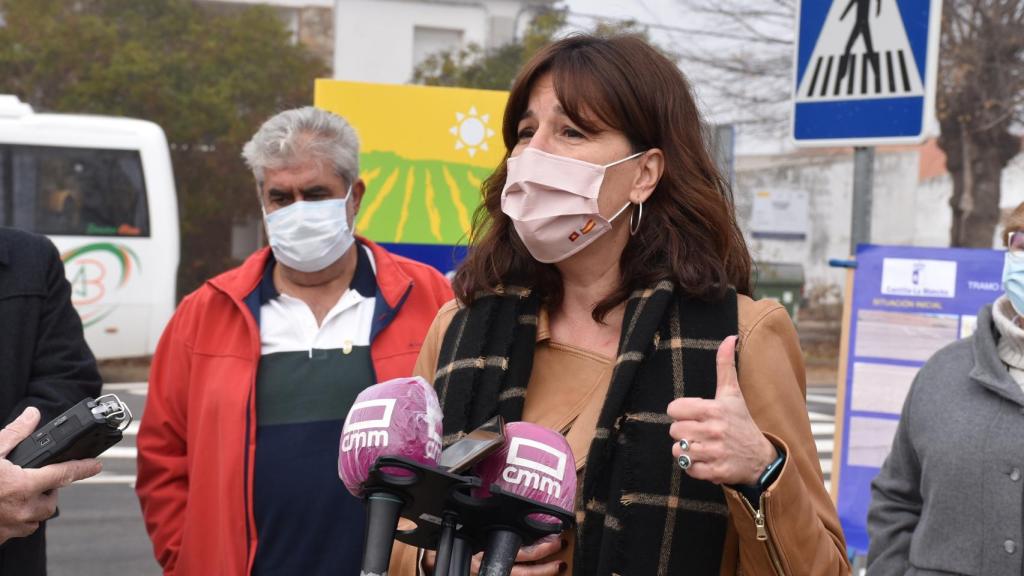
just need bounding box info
[666,336,777,486]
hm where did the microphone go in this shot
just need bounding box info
[473,422,576,576]
[338,376,443,576]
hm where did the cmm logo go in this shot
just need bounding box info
[341,399,396,452]
[501,437,567,499]
[62,242,141,327]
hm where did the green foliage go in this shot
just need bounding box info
[412,8,671,90]
[0,0,328,296]
[413,42,526,91]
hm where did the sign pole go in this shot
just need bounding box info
[793,0,945,560]
[850,146,875,254]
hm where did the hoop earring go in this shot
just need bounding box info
[629,202,643,236]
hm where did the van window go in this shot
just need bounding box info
[5,145,150,237]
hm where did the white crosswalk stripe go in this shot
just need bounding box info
[810,422,834,435]
[807,393,837,405]
[807,388,837,493]
[802,50,917,99]
[79,474,137,485]
[101,446,137,459]
[102,382,149,392]
[124,421,140,436]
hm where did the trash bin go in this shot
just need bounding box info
[752,262,805,322]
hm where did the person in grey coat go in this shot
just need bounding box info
[868,204,1024,575]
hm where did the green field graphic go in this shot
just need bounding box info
[356,151,493,245]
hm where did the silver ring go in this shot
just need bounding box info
[677,454,692,470]
[678,438,690,452]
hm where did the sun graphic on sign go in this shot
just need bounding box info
[450,106,495,158]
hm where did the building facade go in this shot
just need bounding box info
[333,0,552,84]
[735,142,1024,300]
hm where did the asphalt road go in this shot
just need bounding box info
[45,382,160,576]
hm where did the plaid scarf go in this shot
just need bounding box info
[434,281,737,575]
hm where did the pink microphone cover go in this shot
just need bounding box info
[474,422,576,519]
[338,376,443,496]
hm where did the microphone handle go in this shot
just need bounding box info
[479,530,523,576]
[361,492,404,576]
[451,535,472,576]
[433,514,457,576]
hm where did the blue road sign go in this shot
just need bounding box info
[792,0,942,146]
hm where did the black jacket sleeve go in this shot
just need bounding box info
[0,229,102,424]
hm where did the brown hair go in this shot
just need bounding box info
[453,34,752,320]
[1005,202,1024,245]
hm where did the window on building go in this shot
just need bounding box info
[413,26,464,67]
[489,15,516,48]
[5,145,150,237]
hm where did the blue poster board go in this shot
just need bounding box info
[838,244,1004,553]
[379,242,467,276]
[792,0,942,146]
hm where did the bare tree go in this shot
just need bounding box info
[678,0,1023,248]
[937,1,1024,247]
[675,0,796,135]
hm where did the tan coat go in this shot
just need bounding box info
[391,295,849,575]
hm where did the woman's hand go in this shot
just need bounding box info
[666,336,777,486]
[422,534,566,575]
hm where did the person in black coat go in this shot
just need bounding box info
[0,227,104,574]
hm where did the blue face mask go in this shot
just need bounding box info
[1003,253,1024,315]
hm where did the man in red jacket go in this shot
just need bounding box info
[135,107,453,576]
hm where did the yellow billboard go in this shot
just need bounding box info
[315,80,508,250]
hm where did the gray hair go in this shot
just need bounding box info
[241,106,359,189]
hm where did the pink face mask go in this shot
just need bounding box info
[501,147,644,263]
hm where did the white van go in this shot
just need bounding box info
[0,95,179,359]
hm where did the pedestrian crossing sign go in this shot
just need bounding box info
[792,0,942,146]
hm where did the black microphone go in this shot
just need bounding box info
[338,376,443,575]
[472,422,576,576]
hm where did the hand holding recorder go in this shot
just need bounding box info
[0,406,102,543]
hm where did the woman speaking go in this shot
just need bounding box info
[392,33,848,575]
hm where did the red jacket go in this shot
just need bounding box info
[135,239,453,575]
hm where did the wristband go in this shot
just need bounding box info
[733,446,785,506]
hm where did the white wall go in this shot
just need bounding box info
[334,0,535,84]
[210,0,333,6]
[736,152,854,294]
[911,172,953,247]
[735,148,1024,300]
